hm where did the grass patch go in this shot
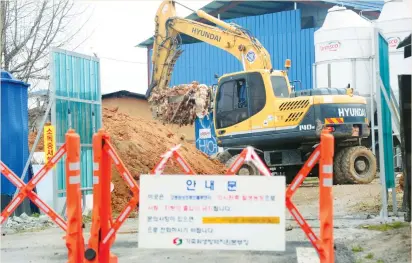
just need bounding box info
[31,213,40,218]
[376,260,384,263]
[304,177,318,182]
[365,253,374,259]
[14,225,48,233]
[352,245,364,253]
[363,221,409,231]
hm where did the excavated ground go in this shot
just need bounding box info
[102,107,226,212]
[28,107,226,213]
[29,108,225,213]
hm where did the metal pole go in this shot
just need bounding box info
[312,63,317,89]
[374,28,388,221]
[92,111,96,133]
[378,78,401,142]
[352,59,356,89]
[12,98,54,199]
[377,75,389,220]
[68,108,72,129]
[377,76,399,217]
[379,78,399,216]
[327,64,331,88]
[50,48,58,211]
[59,108,73,217]
[370,59,376,156]
[391,188,398,216]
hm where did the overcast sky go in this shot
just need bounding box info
[62,0,209,95]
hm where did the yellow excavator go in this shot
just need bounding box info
[146,0,377,184]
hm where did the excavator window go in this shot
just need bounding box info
[215,78,249,129]
[248,72,266,115]
[271,76,290,98]
[236,80,248,109]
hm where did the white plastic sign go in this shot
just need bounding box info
[198,128,212,139]
[138,175,286,251]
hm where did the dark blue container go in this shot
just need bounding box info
[1,70,30,195]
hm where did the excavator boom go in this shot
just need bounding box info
[146,0,273,98]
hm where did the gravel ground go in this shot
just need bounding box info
[1,178,410,263]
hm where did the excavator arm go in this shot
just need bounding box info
[146,0,273,97]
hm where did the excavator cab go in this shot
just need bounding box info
[213,69,292,143]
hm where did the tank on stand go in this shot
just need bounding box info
[313,5,406,170]
[314,6,375,118]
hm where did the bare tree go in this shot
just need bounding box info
[1,0,91,131]
[1,0,88,85]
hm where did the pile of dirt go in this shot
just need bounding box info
[398,172,404,191]
[28,108,226,213]
[102,107,226,213]
[148,81,212,126]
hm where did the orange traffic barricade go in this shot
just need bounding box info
[1,129,85,263]
[0,143,68,230]
[85,129,139,263]
[65,130,85,263]
[227,130,335,263]
[151,144,195,175]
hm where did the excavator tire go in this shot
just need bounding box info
[210,151,232,164]
[333,148,350,185]
[340,146,377,184]
[225,154,260,176]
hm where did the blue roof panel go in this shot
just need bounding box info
[322,0,384,11]
[138,0,383,47]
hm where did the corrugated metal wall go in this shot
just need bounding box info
[149,9,316,91]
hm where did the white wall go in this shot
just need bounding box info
[33,155,93,216]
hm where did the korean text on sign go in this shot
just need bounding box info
[139,175,286,251]
[43,124,56,162]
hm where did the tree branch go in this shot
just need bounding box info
[4,1,47,65]
[3,0,88,83]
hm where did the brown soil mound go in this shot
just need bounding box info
[103,107,226,213]
[399,173,404,192]
[28,108,226,214]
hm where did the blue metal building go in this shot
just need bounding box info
[138,0,383,155]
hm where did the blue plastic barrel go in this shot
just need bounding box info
[1,70,30,195]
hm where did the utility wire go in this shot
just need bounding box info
[99,56,147,64]
[174,1,196,13]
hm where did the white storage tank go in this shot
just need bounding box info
[375,0,412,105]
[314,6,375,117]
